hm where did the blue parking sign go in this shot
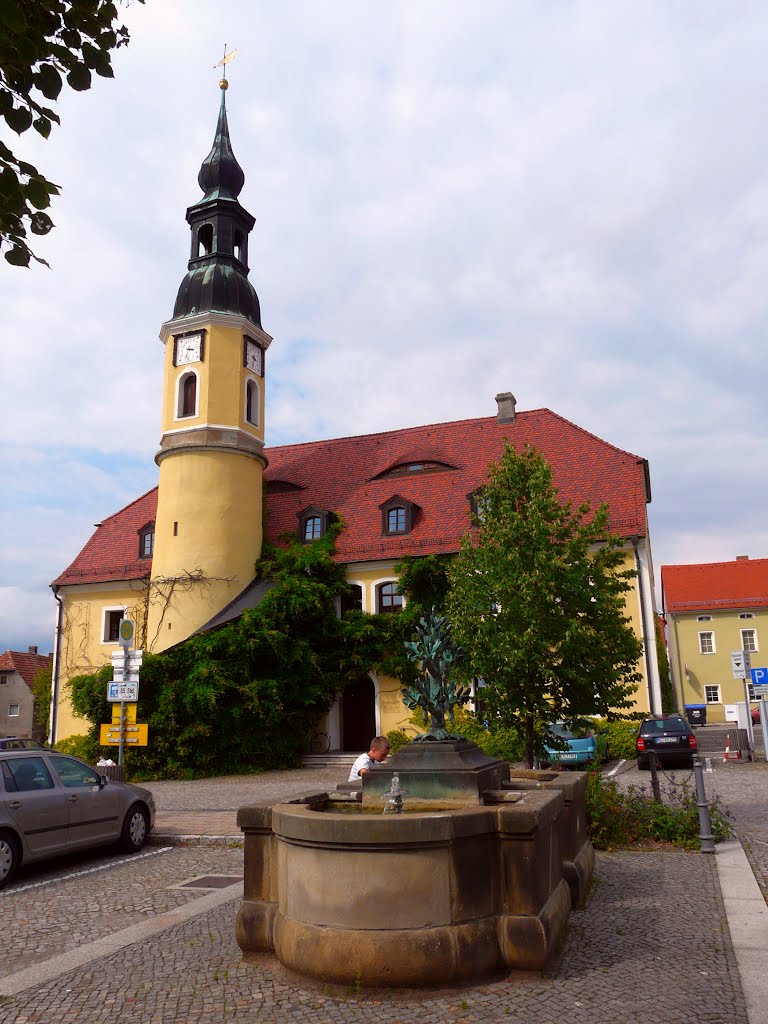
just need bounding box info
[751,667,768,690]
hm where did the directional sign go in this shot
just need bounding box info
[111,650,143,666]
[107,681,139,702]
[99,723,149,746]
[111,703,137,725]
[732,650,752,679]
[111,669,140,684]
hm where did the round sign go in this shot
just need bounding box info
[119,619,135,643]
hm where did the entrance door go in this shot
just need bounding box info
[342,676,376,752]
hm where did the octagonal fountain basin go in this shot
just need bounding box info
[236,790,572,988]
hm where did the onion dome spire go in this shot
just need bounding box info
[172,81,262,327]
[197,81,245,201]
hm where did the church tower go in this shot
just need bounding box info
[147,81,271,652]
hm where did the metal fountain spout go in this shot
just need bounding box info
[381,773,407,814]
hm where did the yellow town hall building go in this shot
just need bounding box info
[50,84,662,749]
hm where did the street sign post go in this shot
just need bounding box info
[99,723,149,746]
[733,651,754,749]
[107,681,139,702]
[751,667,768,692]
[118,618,135,647]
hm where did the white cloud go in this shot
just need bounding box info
[3,0,768,651]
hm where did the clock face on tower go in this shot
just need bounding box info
[244,338,263,376]
[174,332,203,366]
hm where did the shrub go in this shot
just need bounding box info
[386,729,413,754]
[54,733,101,763]
[594,718,644,762]
[586,770,732,850]
[452,709,524,763]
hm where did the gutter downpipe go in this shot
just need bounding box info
[630,536,662,715]
[49,585,63,746]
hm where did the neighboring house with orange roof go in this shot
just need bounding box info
[49,84,663,748]
[662,555,768,723]
[0,647,52,740]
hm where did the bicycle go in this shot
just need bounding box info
[308,728,331,754]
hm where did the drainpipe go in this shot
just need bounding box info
[630,536,662,715]
[49,586,63,746]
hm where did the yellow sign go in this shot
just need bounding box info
[99,723,149,746]
[111,703,137,725]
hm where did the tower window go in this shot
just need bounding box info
[177,370,198,418]
[197,223,213,256]
[138,522,155,559]
[234,229,246,263]
[377,582,403,614]
[245,378,259,426]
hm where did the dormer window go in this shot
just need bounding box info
[298,506,330,543]
[468,488,488,523]
[374,460,456,480]
[380,495,417,536]
[138,522,155,559]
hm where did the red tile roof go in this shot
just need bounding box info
[662,558,768,614]
[53,408,650,587]
[0,650,53,686]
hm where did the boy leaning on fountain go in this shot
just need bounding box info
[348,736,391,780]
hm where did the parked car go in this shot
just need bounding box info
[541,722,602,768]
[751,704,763,725]
[0,749,155,889]
[636,714,697,769]
[0,738,46,751]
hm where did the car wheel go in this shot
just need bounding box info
[0,831,20,890]
[119,804,149,853]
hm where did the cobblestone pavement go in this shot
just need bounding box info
[0,845,243,980]
[144,767,346,810]
[0,849,746,1024]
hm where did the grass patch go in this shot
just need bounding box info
[586,769,732,850]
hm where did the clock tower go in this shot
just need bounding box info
[147,81,271,651]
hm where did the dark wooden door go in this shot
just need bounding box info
[341,676,376,752]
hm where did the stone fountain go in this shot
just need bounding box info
[235,612,593,987]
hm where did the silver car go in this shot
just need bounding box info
[0,749,156,889]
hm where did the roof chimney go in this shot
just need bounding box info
[495,392,516,424]
[736,555,749,561]
[28,645,38,655]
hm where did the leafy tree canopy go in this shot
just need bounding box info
[0,0,143,267]
[31,662,52,730]
[446,443,642,767]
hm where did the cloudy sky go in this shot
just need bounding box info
[2,1,768,655]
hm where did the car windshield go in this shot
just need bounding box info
[643,718,685,732]
[548,723,576,740]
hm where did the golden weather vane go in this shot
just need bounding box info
[214,45,238,88]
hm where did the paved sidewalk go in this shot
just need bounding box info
[0,762,763,1023]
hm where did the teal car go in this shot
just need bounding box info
[541,722,601,768]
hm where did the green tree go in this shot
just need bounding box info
[0,0,143,267]
[31,662,52,731]
[446,444,642,767]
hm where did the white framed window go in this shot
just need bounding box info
[697,615,712,622]
[244,377,260,427]
[704,685,721,704]
[176,369,199,419]
[748,683,757,701]
[739,613,754,620]
[698,631,715,655]
[8,704,19,717]
[741,628,758,653]
[101,606,126,644]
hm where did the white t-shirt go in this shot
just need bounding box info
[348,752,377,781]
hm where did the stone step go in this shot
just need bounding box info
[300,752,360,768]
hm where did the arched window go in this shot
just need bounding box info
[245,378,259,426]
[377,581,403,614]
[380,495,415,536]
[234,229,246,264]
[341,584,363,614]
[177,370,198,418]
[197,223,213,256]
[298,506,330,544]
